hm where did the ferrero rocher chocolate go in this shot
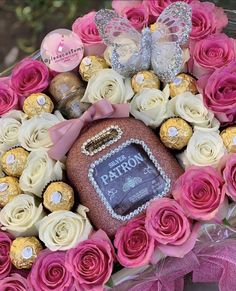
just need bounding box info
[169,73,198,98]
[221,126,236,152]
[0,176,21,208]
[49,72,84,103]
[10,237,43,269]
[131,71,160,93]
[1,148,29,177]
[23,93,54,117]
[43,181,74,212]
[79,56,109,82]
[160,117,193,150]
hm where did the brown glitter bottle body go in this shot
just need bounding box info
[67,118,183,237]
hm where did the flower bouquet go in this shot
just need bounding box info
[0,1,236,291]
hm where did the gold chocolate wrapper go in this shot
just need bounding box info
[79,56,109,82]
[1,148,29,177]
[160,117,193,150]
[0,176,21,208]
[57,87,90,119]
[149,23,156,33]
[221,126,236,153]
[43,181,74,212]
[169,73,198,98]
[10,237,43,269]
[49,72,84,103]
[131,71,161,93]
[23,93,54,117]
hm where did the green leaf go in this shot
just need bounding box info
[105,277,114,288]
[223,218,231,226]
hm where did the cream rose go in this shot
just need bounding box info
[37,205,92,251]
[0,117,21,151]
[82,68,134,104]
[179,130,226,168]
[131,86,170,128]
[0,194,44,237]
[168,92,220,131]
[18,113,61,151]
[19,150,64,197]
[3,110,28,122]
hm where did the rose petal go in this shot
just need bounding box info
[157,223,201,258]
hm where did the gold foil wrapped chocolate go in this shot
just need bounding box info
[160,117,193,150]
[56,88,90,119]
[221,126,236,152]
[149,23,156,33]
[169,73,198,98]
[23,93,54,117]
[131,71,161,93]
[1,148,29,177]
[49,72,89,119]
[43,181,74,212]
[10,237,43,269]
[49,72,84,103]
[0,176,21,208]
[79,56,109,82]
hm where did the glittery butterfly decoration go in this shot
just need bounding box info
[95,2,192,83]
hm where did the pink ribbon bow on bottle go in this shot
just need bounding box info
[48,100,130,160]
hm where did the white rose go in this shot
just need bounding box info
[179,130,226,168]
[82,68,134,104]
[168,92,220,131]
[0,194,44,236]
[19,150,65,197]
[0,117,21,150]
[131,86,170,128]
[3,110,28,122]
[53,110,66,121]
[18,113,61,151]
[37,205,93,251]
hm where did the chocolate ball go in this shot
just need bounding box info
[49,72,84,103]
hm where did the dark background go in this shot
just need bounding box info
[0,0,235,72]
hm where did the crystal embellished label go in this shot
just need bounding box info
[88,140,170,220]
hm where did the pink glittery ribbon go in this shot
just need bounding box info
[48,99,130,160]
[113,239,236,291]
[113,251,199,291]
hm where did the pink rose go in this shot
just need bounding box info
[190,1,228,41]
[0,273,29,290]
[114,214,155,268]
[112,1,148,30]
[0,231,12,280]
[197,61,236,125]
[0,81,19,116]
[189,33,236,78]
[144,0,193,18]
[221,154,236,202]
[0,77,11,84]
[112,0,143,14]
[121,5,149,31]
[11,58,50,98]
[72,11,102,44]
[72,11,106,56]
[28,249,74,291]
[145,198,200,257]
[66,230,114,291]
[173,166,226,221]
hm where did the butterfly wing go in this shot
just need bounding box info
[95,9,151,77]
[151,2,192,82]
